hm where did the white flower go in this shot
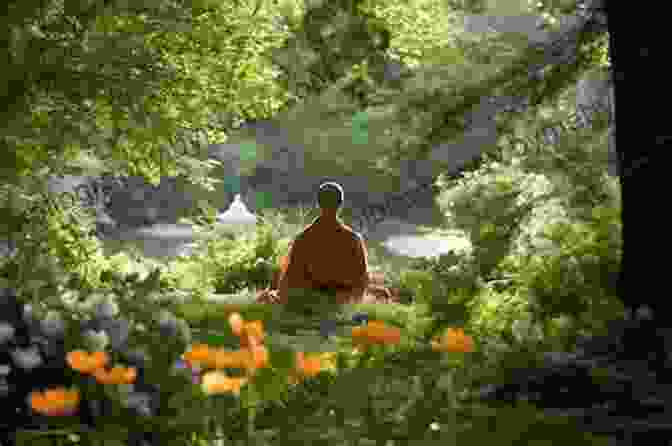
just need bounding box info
[121,391,151,410]
[99,318,130,350]
[635,305,653,321]
[40,311,66,338]
[0,323,15,344]
[136,404,153,417]
[10,346,43,370]
[22,304,34,322]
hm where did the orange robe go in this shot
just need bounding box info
[277,216,369,305]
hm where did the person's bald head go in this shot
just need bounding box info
[317,182,344,211]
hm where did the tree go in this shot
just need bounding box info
[259,0,514,193]
[0,0,296,292]
[605,0,664,325]
[252,0,610,197]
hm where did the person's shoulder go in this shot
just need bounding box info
[339,223,364,243]
[294,217,320,244]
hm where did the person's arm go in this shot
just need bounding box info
[353,234,369,291]
[336,233,369,298]
[277,237,311,303]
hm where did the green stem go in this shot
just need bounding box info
[245,406,255,446]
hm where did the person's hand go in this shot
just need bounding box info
[255,289,283,304]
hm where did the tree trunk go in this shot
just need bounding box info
[607,0,664,321]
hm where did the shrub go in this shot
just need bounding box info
[396,269,444,305]
[436,164,553,279]
[507,203,624,334]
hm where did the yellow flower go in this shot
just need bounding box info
[228,313,244,336]
[318,352,338,371]
[201,371,248,395]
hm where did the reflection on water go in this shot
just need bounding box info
[380,234,471,259]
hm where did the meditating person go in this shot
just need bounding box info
[256,182,396,305]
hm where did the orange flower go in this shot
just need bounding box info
[228,313,265,347]
[248,345,269,371]
[201,371,248,395]
[210,348,239,369]
[351,320,401,347]
[210,348,247,369]
[430,327,474,353]
[93,366,137,385]
[241,320,265,347]
[67,350,109,374]
[183,344,213,366]
[209,346,268,373]
[295,352,322,378]
[29,388,80,416]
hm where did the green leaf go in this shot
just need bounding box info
[252,366,290,403]
[199,330,234,347]
[240,381,262,409]
[328,368,376,412]
[268,345,296,372]
[485,0,530,16]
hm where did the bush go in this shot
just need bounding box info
[436,164,553,279]
[171,209,294,295]
[432,116,622,348]
[209,230,278,295]
[396,269,443,305]
[507,203,624,333]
